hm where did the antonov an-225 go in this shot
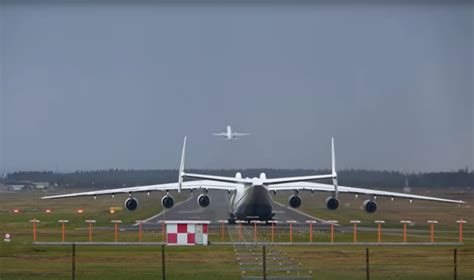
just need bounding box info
[43,138,464,223]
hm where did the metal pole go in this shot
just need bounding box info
[88,223,92,242]
[239,223,242,241]
[85,220,96,243]
[114,223,118,242]
[377,224,381,243]
[351,220,361,244]
[62,223,65,242]
[262,245,267,280]
[221,222,225,241]
[456,220,467,243]
[71,243,76,280]
[139,222,142,242]
[271,222,274,243]
[366,248,370,280]
[289,223,292,243]
[309,223,313,243]
[430,223,434,243]
[254,222,257,242]
[353,223,357,243]
[453,248,457,280]
[403,223,407,243]
[162,221,165,242]
[161,244,166,280]
[33,222,37,242]
[400,220,411,243]
[30,219,40,242]
[330,224,334,243]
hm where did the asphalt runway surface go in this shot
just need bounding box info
[137,190,330,229]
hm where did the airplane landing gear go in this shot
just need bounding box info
[228,213,236,224]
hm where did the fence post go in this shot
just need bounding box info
[236,220,244,241]
[427,220,438,243]
[400,220,411,243]
[350,220,361,244]
[453,248,457,280]
[366,248,370,280]
[374,220,385,243]
[306,220,317,243]
[327,220,338,243]
[111,220,122,242]
[286,220,297,243]
[135,220,143,242]
[271,222,274,243]
[161,244,166,280]
[161,220,166,242]
[71,243,76,280]
[29,219,40,242]
[262,245,267,280]
[218,220,228,241]
[456,220,467,243]
[251,220,261,242]
[85,220,96,242]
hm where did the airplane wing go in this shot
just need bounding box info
[267,182,465,204]
[212,133,227,136]
[42,180,237,199]
[233,132,250,136]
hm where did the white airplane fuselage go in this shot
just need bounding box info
[213,125,248,140]
[225,125,235,140]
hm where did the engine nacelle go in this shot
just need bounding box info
[363,200,377,213]
[325,197,339,210]
[124,197,139,211]
[197,194,210,207]
[161,195,174,209]
[288,195,302,208]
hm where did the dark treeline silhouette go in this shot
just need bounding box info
[3,169,473,190]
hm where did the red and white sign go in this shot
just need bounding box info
[4,233,11,242]
[165,221,210,246]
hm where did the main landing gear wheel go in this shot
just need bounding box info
[228,214,236,224]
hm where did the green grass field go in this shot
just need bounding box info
[0,189,473,279]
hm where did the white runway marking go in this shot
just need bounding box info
[135,196,194,226]
[178,209,205,213]
[273,201,336,224]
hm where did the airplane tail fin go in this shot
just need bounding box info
[178,136,186,193]
[331,137,338,197]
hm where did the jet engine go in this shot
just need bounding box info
[197,194,210,207]
[161,195,175,209]
[363,199,377,213]
[325,197,339,210]
[288,195,302,208]
[124,197,139,211]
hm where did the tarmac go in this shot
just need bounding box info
[137,190,330,228]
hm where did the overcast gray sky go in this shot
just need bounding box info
[0,1,473,173]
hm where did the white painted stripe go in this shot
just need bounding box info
[273,201,338,225]
[134,196,194,226]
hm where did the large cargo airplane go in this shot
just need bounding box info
[43,138,465,223]
[213,125,250,140]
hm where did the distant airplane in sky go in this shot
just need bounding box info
[213,125,250,140]
[43,137,465,223]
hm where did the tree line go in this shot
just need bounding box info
[2,168,473,190]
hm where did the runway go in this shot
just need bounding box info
[137,190,330,227]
